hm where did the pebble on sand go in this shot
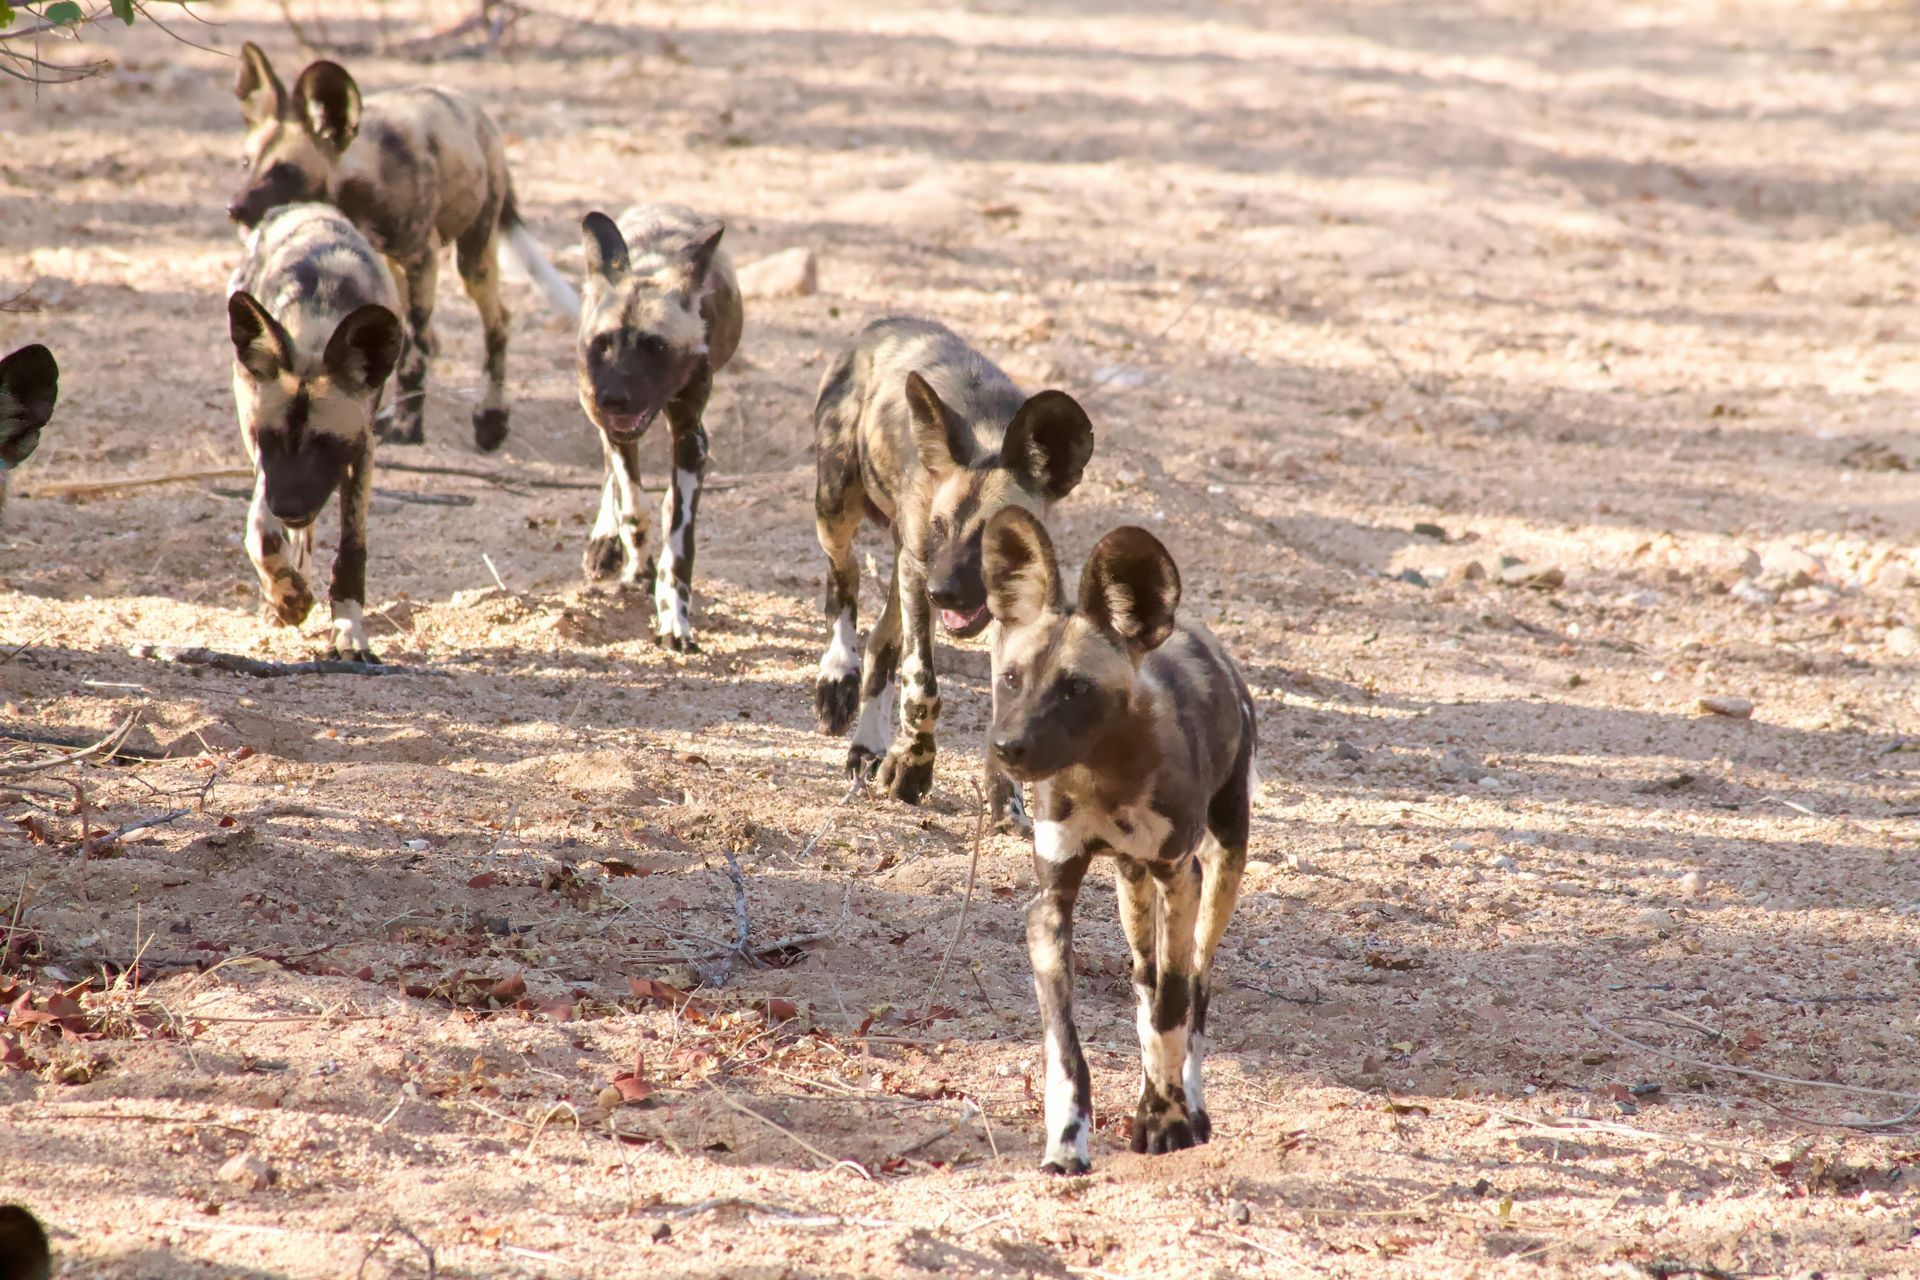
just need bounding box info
[1697,695,1754,719]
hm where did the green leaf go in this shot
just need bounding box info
[42,0,84,25]
[110,0,133,23]
[0,0,15,32]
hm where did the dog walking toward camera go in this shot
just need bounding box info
[812,317,1095,805]
[0,344,59,523]
[981,508,1256,1174]
[573,204,742,652]
[229,42,577,452]
[228,204,404,659]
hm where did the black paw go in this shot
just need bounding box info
[876,749,933,805]
[1192,1108,1212,1144]
[815,673,858,736]
[583,536,623,582]
[328,644,379,663]
[846,743,882,781]
[375,417,424,446]
[655,630,700,654]
[472,406,509,453]
[1040,1157,1091,1177]
[1131,1105,1198,1156]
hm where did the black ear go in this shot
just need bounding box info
[0,344,60,433]
[684,223,725,290]
[1078,526,1180,653]
[982,506,1061,629]
[293,60,361,151]
[1001,389,1094,502]
[904,371,976,476]
[236,42,286,125]
[323,304,403,396]
[227,292,294,382]
[582,211,630,281]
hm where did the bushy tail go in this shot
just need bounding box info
[498,191,580,319]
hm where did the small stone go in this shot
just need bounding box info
[1438,748,1489,783]
[1227,1200,1252,1225]
[1729,579,1776,606]
[217,1152,272,1192]
[1498,561,1564,589]
[734,246,818,299]
[1392,568,1429,588]
[1760,545,1822,589]
[1697,695,1754,719]
[1285,853,1316,875]
[404,838,430,851]
[1447,839,1474,852]
[1477,774,1506,790]
[1329,738,1363,761]
[1449,560,1487,584]
[650,1222,672,1242]
[1726,546,1762,579]
[1876,562,1912,592]
[1679,871,1703,898]
[1489,855,1518,872]
[1412,522,1447,540]
[1887,626,1920,657]
[1635,907,1676,929]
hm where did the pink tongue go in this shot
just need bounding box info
[942,606,983,631]
[605,412,645,435]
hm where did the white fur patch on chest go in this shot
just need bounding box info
[1034,791,1173,864]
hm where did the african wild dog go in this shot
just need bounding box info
[574,204,742,653]
[812,317,1094,806]
[0,344,59,523]
[0,1204,51,1280]
[228,204,404,659]
[230,42,577,452]
[981,508,1256,1174]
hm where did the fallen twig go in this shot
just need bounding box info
[0,713,139,776]
[82,808,190,857]
[1586,1010,1920,1127]
[130,644,452,678]
[930,778,987,1004]
[1642,1261,1736,1280]
[0,727,166,762]
[376,459,741,495]
[357,1223,436,1280]
[708,1086,873,1180]
[22,468,252,499]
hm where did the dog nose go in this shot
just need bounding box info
[993,736,1027,768]
[599,392,634,415]
[929,580,965,610]
[226,200,247,223]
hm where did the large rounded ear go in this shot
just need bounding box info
[684,223,724,291]
[227,292,294,382]
[0,344,60,432]
[582,211,630,281]
[982,506,1061,629]
[1078,526,1180,653]
[236,42,286,125]
[293,61,361,152]
[904,371,976,476]
[323,304,404,397]
[1001,389,1093,502]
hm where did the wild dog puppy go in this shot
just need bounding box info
[229,42,577,452]
[982,509,1256,1174]
[0,1204,51,1280]
[574,204,742,653]
[228,204,404,659]
[813,317,1094,805]
[0,344,59,522]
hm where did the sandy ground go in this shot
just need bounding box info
[4,0,1920,1275]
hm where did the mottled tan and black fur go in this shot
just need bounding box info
[574,204,742,652]
[229,203,403,659]
[0,344,59,523]
[982,508,1255,1175]
[230,42,576,452]
[812,316,1095,805]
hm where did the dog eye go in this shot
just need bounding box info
[1059,676,1092,701]
[1001,667,1022,690]
[590,334,614,359]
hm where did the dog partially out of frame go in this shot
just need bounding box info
[229,43,577,452]
[981,508,1256,1174]
[812,317,1095,805]
[228,204,404,659]
[0,344,59,523]
[0,1204,51,1280]
[573,204,742,653]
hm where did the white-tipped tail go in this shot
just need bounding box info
[500,220,581,319]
